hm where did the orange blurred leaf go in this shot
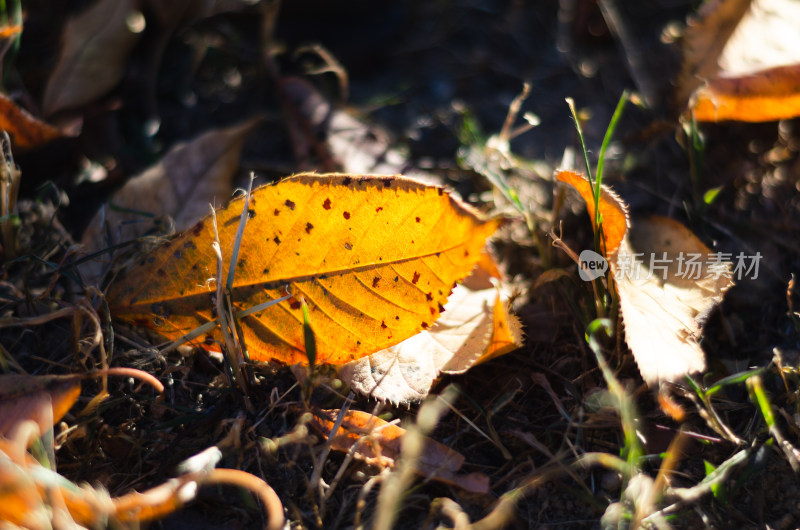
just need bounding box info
[0,24,21,40]
[107,174,500,366]
[692,64,800,122]
[678,0,800,121]
[310,409,490,493]
[0,374,82,439]
[0,94,73,151]
[42,0,141,115]
[558,172,732,384]
[338,254,522,403]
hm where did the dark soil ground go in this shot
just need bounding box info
[3,1,800,528]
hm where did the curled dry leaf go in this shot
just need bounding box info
[338,253,523,403]
[0,94,75,151]
[678,0,800,121]
[310,409,490,494]
[42,0,142,115]
[557,170,733,384]
[107,174,501,365]
[81,119,259,283]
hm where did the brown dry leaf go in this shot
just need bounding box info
[42,0,142,115]
[279,77,440,184]
[678,0,800,121]
[80,119,259,282]
[338,253,522,403]
[557,170,733,384]
[0,94,74,151]
[107,174,500,366]
[310,409,490,493]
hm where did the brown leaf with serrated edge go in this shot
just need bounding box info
[557,170,732,384]
[310,409,490,493]
[338,252,522,403]
[107,174,501,366]
[80,118,259,283]
[0,94,75,151]
[42,0,141,115]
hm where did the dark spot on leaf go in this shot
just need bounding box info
[376,206,383,212]
[425,292,433,301]
[248,208,256,219]
[394,276,399,282]
[237,258,245,269]
[381,321,387,329]
[416,217,421,223]
[345,242,352,250]
[357,340,361,345]
[438,303,445,313]
[383,178,392,188]
[289,299,301,310]
[184,241,196,249]
[429,307,435,315]
[464,250,470,257]
[274,208,280,216]
[395,315,399,320]
[323,198,332,210]
[438,188,444,196]
[319,274,328,280]
[173,250,182,259]
[273,235,281,244]
[421,322,429,329]
[192,222,204,236]
[343,211,351,220]
[305,222,314,234]
[372,277,380,288]
[285,199,296,210]
[343,177,352,185]
[412,271,420,284]
[411,240,415,244]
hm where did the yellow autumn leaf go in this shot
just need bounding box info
[107,173,501,365]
